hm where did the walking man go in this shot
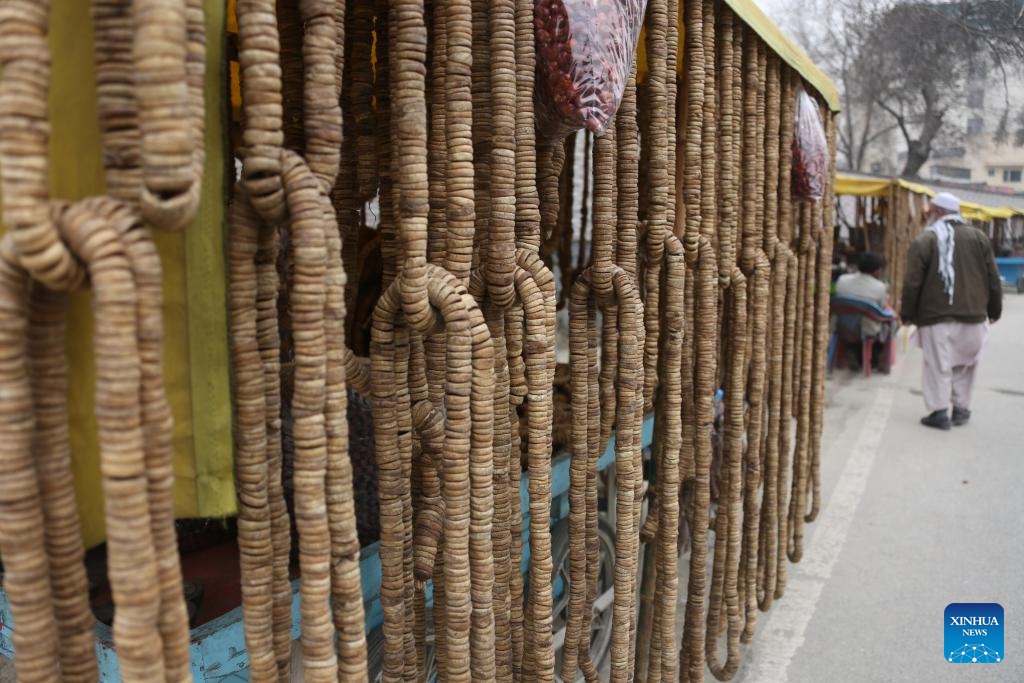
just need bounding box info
[901,192,1003,430]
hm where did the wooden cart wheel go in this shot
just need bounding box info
[550,513,616,682]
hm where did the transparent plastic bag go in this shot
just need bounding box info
[792,85,828,202]
[535,0,647,139]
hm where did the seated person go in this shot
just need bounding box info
[834,252,891,370]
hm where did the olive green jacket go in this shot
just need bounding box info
[900,223,1002,327]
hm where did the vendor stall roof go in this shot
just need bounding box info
[836,172,1024,221]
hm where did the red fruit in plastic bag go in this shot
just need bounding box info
[792,84,828,202]
[535,0,647,139]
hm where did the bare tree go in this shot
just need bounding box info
[823,1,900,172]
[775,0,898,171]
[777,0,1024,177]
[864,3,984,176]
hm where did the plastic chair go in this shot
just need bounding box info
[827,295,896,378]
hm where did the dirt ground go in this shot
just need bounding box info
[0,656,13,683]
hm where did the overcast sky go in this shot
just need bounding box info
[757,0,791,26]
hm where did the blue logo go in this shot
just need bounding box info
[945,603,1003,664]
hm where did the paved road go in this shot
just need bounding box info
[735,293,1024,682]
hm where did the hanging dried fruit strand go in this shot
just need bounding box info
[680,236,718,683]
[229,190,281,682]
[739,30,761,275]
[350,0,377,201]
[757,55,785,611]
[665,0,679,224]
[486,0,517,309]
[134,0,205,229]
[643,0,669,409]
[699,0,718,247]
[716,9,738,285]
[705,269,747,683]
[0,1,83,291]
[652,236,685,683]
[232,0,371,678]
[737,34,769,648]
[0,1,205,679]
[515,0,541,249]
[754,41,768,256]
[67,199,165,682]
[616,66,640,283]
[119,207,194,682]
[788,202,817,566]
[778,70,796,248]
[444,0,476,286]
[473,20,516,652]
[757,246,787,611]
[773,247,799,601]
[740,257,769,644]
[807,110,837,527]
[516,250,558,683]
[27,285,97,682]
[679,0,704,258]
[762,56,781,261]
[92,0,142,206]
[0,240,63,683]
[283,150,339,681]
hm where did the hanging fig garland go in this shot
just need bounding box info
[0,0,203,680]
[0,1,846,682]
[230,0,370,680]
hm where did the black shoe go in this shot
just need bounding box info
[920,409,951,431]
[952,407,971,426]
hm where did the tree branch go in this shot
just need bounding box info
[864,122,900,146]
[877,99,912,146]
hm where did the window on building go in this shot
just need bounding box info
[932,147,966,160]
[989,168,996,177]
[933,165,972,181]
[967,117,984,136]
[967,89,985,109]
[1003,168,1023,183]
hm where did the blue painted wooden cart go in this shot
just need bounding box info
[995,257,1024,293]
[1,417,655,680]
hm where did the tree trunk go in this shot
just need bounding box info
[901,140,930,178]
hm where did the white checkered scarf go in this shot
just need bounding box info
[927,214,964,306]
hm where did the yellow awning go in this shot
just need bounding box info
[982,206,1018,219]
[959,201,1016,221]
[836,174,1023,222]
[895,178,936,198]
[834,175,890,197]
[960,203,987,221]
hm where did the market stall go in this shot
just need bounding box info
[0,1,842,682]
[834,172,1024,310]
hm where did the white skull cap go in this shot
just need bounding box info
[932,191,960,213]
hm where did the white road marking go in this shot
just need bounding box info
[743,373,900,683]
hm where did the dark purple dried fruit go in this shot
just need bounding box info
[792,85,828,202]
[535,0,647,139]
